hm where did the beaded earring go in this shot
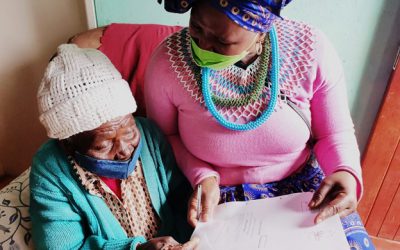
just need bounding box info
[256,41,263,55]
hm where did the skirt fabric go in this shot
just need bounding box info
[219,155,375,250]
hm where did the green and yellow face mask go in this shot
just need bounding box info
[190,38,250,70]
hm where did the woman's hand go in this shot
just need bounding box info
[309,170,358,223]
[187,176,220,227]
[137,236,199,250]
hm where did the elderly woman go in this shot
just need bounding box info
[145,0,374,248]
[30,44,198,250]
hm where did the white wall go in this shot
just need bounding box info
[282,0,400,155]
[0,0,87,176]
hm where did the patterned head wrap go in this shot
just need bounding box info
[158,0,293,32]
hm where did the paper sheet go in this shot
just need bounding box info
[191,192,349,250]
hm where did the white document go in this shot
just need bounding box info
[191,192,349,250]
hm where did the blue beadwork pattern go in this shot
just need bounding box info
[162,0,294,33]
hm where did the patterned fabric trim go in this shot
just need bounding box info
[165,19,315,123]
[70,158,160,240]
[0,169,33,249]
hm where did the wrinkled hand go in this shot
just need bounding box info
[309,170,358,224]
[188,176,220,227]
[137,236,199,250]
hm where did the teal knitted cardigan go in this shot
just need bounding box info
[30,117,193,250]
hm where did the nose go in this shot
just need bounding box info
[113,141,133,161]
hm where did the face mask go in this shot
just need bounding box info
[73,138,143,179]
[190,36,257,70]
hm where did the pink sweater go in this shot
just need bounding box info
[144,19,362,196]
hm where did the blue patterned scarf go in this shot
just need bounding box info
[159,0,293,32]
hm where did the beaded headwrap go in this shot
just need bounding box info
[158,0,293,32]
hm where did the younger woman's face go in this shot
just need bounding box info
[189,1,261,56]
[69,114,140,161]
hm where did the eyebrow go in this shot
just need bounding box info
[94,128,117,134]
[89,126,119,138]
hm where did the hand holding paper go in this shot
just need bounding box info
[191,192,350,250]
[309,171,358,223]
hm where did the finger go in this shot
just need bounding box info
[200,193,216,222]
[168,244,185,250]
[187,194,199,227]
[169,246,182,250]
[153,239,166,249]
[309,181,333,208]
[164,236,179,245]
[160,237,180,250]
[181,237,200,250]
[338,207,354,218]
[338,199,357,218]
[315,192,348,223]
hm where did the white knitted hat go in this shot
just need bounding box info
[37,44,137,139]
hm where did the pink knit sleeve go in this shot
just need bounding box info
[311,30,363,199]
[144,44,220,187]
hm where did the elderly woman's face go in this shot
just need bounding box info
[69,114,139,161]
[189,1,260,56]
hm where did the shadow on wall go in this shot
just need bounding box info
[0,0,87,176]
[0,66,46,175]
[353,0,400,156]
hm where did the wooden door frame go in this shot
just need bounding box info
[84,0,97,29]
[358,46,400,249]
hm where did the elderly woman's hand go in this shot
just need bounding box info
[137,236,199,250]
[308,170,358,223]
[187,177,220,227]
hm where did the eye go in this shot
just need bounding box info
[93,143,112,151]
[122,132,135,141]
[218,39,233,46]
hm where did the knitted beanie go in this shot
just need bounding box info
[37,44,137,139]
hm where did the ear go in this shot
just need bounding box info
[64,133,94,155]
[59,138,75,156]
